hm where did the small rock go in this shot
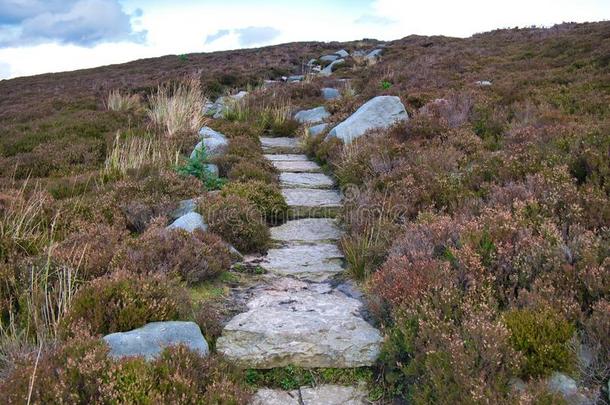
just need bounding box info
[232,90,248,100]
[367,49,383,60]
[294,106,330,124]
[206,163,219,177]
[300,385,367,405]
[191,127,228,159]
[251,389,300,405]
[170,199,197,220]
[328,96,409,144]
[476,80,492,86]
[322,87,341,100]
[167,212,208,233]
[103,321,209,360]
[508,377,527,393]
[334,49,349,58]
[307,58,319,66]
[308,123,328,137]
[287,75,305,83]
[320,59,345,77]
[548,373,578,397]
[320,54,340,63]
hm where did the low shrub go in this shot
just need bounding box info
[60,272,190,337]
[269,118,299,137]
[220,180,287,223]
[504,308,575,378]
[112,225,231,285]
[200,195,270,253]
[227,160,278,184]
[0,338,251,404]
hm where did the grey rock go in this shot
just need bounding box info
[308,123,328,137]
[320,59,345,77]
[300,385,367,405]
[294,106,330,124]
[206,163,219,177]
[476,80,492,86]
[260,137,301,154]
[322,87,341,100]
[508,377,527,393]
[548,373,578,397]
[283,188,342,219]
[103,321,209,360]
[191,127,228,159]
[335,49,349,58]
[367,49,383,60]
[307,58,319,66]
[288,75,305,82]
[261,243,344,279]
[264,154,309,162]
[167,212,208,233]
[250,389,300,405]
[280,172,334,189]
[232,90,248,100]
[271,218,342,243]
[217,278,382,368]
[320,54,340,63]
[328,96,409,144]
[273,160,323,173]
[171,199,197,220]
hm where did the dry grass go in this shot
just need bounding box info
[147,77,206,137]
[105,90,141,112]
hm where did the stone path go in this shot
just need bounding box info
[217,137,382,404]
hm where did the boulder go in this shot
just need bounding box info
[320,54,340,63]
[170,199,197,220]
[335,49,349,58]
[306,58,319,66]
[308,123,328,136]
[294,106,330,124]
[206,163,219,177]
[367,49,383,60]
[322,87,341,100]
[328,96,408,144]
[103,321,209,360]
[167,212,207,233]
[191,127,228,159]
[320,59,345,77]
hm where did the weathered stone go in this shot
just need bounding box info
[264,154,309,162]
[307,58,319,66]
[548,373,578,397]
[328,96,409,144]
[308,123,328,136]
[322,87,341,100]
[167,212,207,233]
[320,59,345,77]
[283,188,342,218]
[335,49,349,58]
[206,163,219,177]
[171,199,197,220]
[191,127,228,158]
[294,106,330,124]
[250,389,300,405]
[300,385,367,405]
[261,243,344,278]
[280,172,334,189]
[367,49,383,60]
[476,80,492,86]
[320,54,340,63]
[273,160,322,173]
[271,218,342,243]
[287,75,305,82]
[103,321,209,360]
[260,137,301,154]
[217,278,382,368]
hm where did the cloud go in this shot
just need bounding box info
[0,0,146,47]
[205,29,230,44]
[0,61,11,79]
[235,26,280,46]
[354,14,397,25]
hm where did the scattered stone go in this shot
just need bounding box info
[308,123,328,136]
[167,212,207,233]
[271,218,342,243]
[103,321,209,360]
[217,278,382,368]
[171,199,197,220]
[320,59,345,77]
[206,163,219,177]
[328,96,409,144]
[320,54,340,63]
[367,49,383,60]
[283,188,342,218]
[287,75,305,83]
[191,127,228,158]
[322,87,341,100]
[307,58,319,66]
[294,106,330,124]
[548,373,578,398]
[260,137,301,154]
[476,80,492,86]
[508,377,527,393]
[280,172,334,189]
[335,49,350,58]
[261,243,344,279]
[300,385,367,405]
[250,389,300,405]
[232,90,248,100]
[264,154,309,161]
[273,160,322,173]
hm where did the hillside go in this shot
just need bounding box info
[1,21,609,404]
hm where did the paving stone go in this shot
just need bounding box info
[264,154,309,161]
[261,243,344,279]
[280,172,334,189]
[282,188,342,218]
[273,160,322,173]
[271,218,342,243]
[260,137,301,153]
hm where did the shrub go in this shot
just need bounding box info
[105,89,141,112]
[220,180,287,223]
[61,272,190,336]
[504,308,575,378]
[113,225,231,285]
[0,338,251,404]
[227,160,278,184]
[177,145,226,190]
[200,195,270,253]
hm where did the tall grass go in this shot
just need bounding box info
[105,90,141,112]
[147,78,206,137]
[102,132,180,180]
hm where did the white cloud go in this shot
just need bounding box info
[235,26,281,46]
[0,61,11,79]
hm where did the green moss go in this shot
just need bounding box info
[245,366,374,391]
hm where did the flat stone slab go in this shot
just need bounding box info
[251,385,367,405]
[261,137,301,154]
[283,188,342,218]
[261,243,344,279]
[217,278,382,369]
[280,172,334,189]
[103,321,209,360]
[271,218,342,243]
[273,160,322,173]
[264,154,309,162]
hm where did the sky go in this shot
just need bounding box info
[0,0,609,80]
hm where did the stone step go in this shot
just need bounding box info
[261,137,301,154]
[273,160,322,173]
[216,278,382,369]
[280,172,334,189]
[251,385,368,405]
[260,243,344,280]
[282,188,342,219]
[271,218,342,243]
[264,154,309,162]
